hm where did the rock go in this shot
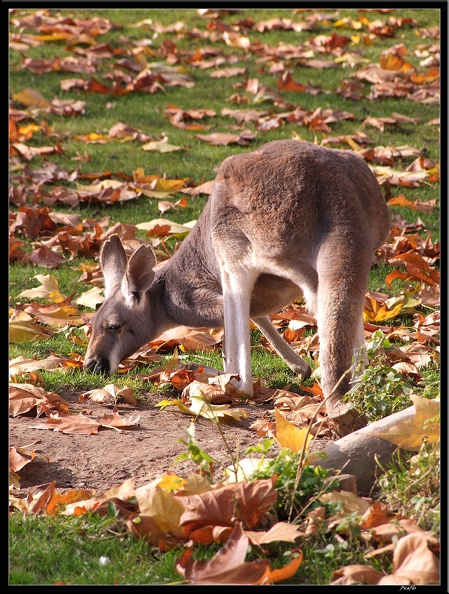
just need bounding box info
[314,405,416,496]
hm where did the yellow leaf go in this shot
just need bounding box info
[373,396,440,450]
[157,475,187,492]
[73,132,111,143]
[135,479,185,533]
[32,33,77,41]
[75,179,125,192]
[155,398,191,414]
[343,136,361,151]
[154,178,189,192]
[18,274,65,303]
[363,295,404,322]
[274,407,312,453]
[27,305,83,326]
[136,218,196,238]
[401,290,422,311]
[186,395,247,422]
[9,320,52,343]
[141,141,183,153]
[12,88,50,108]
[18,123,42,139]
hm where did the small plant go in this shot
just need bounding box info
[173,422,217,481]
[345,330,414,422]
[249,448,339,522]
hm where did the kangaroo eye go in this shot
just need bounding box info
[107,322,123,331]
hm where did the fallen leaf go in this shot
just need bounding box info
[12,88,51,108]
[31,408,140,435]
[175,521,303,584]
[331,532,439,585]
[136,218,196,238]
[18,274,66,302]
[141,140,183,152]
[176,522,270,584]
[75,286,105,309]
[363,293,404,322]
[379,532,440,584]
[9,383,70,416]
[245,521,304,546]
[373,395,439,449]
[274,407,312,452]
[79,384,136,406]
[135,478,185,534]
[9,320,53,343]
[177,477,277,533]
[9,444,49,473]
[194,130,256,146]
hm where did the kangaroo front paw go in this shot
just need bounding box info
[230,376,254,398]
[288,358,311,380]
[293,361,312,380]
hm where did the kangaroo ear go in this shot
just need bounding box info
[122,243,156,308]
[100,235,127,298]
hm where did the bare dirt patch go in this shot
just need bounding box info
[10,387,332,496]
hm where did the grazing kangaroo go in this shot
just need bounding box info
[84,140,390,436]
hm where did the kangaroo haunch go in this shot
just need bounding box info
[83,140,391,437]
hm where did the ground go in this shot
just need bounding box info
[10,387,332,496]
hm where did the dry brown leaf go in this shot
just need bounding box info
[9,443,49,473]
[194,130,256,146]
[30,408,140,435]
[176,522,271,584]
[304,506,326,536]
[331,532,439,585]
[9,383,70,417]
[331,564,385,585]
[79,384,136,406]
[177,478,277,533]
[31,412,102,435]
[176,521,303,584]
[245,521,304,546]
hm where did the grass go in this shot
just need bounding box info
[376,442,440,534]
[9,6,440,586]
[9,512,185,585]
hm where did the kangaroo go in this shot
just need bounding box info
[83,140,390,436]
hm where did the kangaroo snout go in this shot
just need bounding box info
[83,355,111,375]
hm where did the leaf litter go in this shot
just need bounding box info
[9,7,440,585]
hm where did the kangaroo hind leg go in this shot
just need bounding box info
[315,248,370,435]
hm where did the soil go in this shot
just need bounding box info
[10,387,333,497]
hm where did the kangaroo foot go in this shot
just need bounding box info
[327,402,367,438]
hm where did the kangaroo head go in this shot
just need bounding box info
[83,235,157,375]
